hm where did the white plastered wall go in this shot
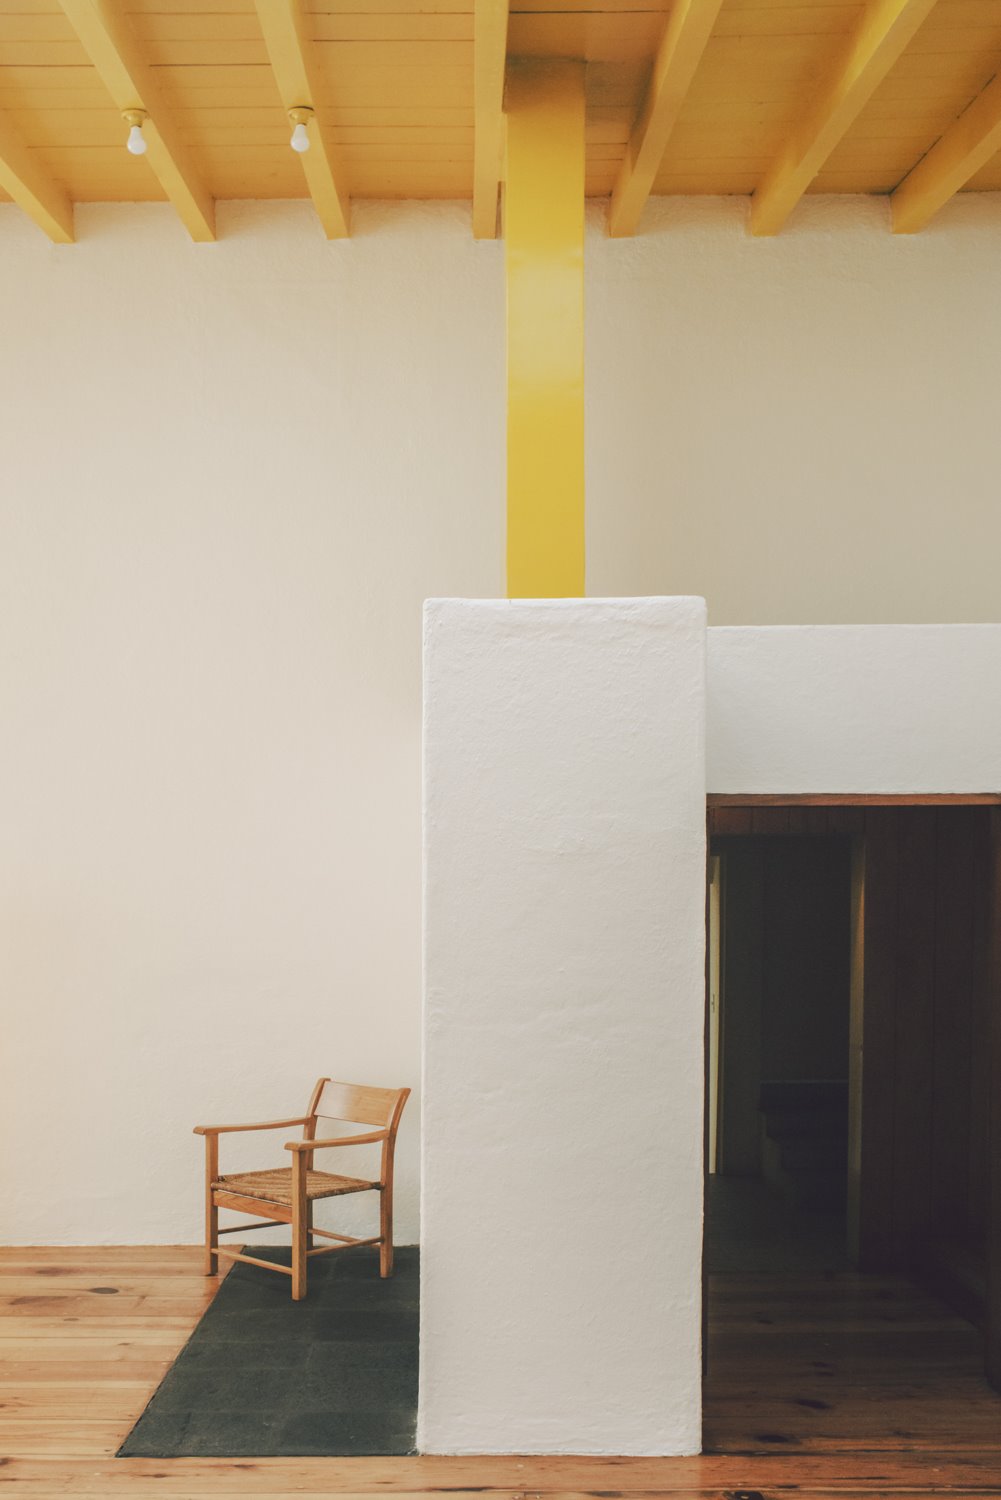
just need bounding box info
[419,618,1001,1458]
[4,194,1001,1244]
[586,193,1001,624]
[420,598,707,1456]
[0,201,504,1245]
[707,625,1001,793]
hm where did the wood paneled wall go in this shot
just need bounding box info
[713,831,851,1178]
[855,806,991,1269]
[711,806,866,838]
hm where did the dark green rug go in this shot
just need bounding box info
[118,1245,418,1457]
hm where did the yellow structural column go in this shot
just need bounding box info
[505,60,586,599]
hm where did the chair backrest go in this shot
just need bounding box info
[308,1077,408,1130]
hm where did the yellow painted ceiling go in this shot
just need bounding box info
[0,0,1000,239]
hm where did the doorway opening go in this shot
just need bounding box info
[703,796,1001,1454]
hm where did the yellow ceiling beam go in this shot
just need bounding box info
[254,0,349,239]
[892,72,1001,233]
[506,60,585,598]
[58,0,215,242]
[608,0,725,238]
[0,112,74,244]
[472,0,509,239]
[750,0,940,236]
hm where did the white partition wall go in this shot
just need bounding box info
[707,625,1001,793]
[420,597,707,1456]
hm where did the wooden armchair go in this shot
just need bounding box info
[194,1077,410,1301]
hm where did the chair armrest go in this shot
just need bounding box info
[193,1117,310,1136]
[285,1130,389,1152]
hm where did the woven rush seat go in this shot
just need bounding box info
[213,1167,375,1205]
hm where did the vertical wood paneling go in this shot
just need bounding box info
[891,809,937,1264]
[858,808,899,1269]
[849,806,992,1269]
[932,808,978,1235]
[719,841,765,1178]
[986,807,1001,1389]
[970,813,991,1242]
[709,807,753,836]
[848,832,865,1265]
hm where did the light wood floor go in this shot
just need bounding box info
[4,1246,1001,1497]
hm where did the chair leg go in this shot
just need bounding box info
[205,1203,219,1277]
[306,1201,314,1252]
[379,1185,393,1278]
[204,1135,219,1277]
[291,1155,307,1301]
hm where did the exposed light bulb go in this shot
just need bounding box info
[289,108,313,154]
[123,110,148,156]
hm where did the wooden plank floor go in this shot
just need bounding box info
[3,1247,1001,1497]
[704,1270,1001,1455]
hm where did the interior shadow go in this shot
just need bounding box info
[703,806,1000,1455]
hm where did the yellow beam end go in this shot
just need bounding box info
[505,59,586,599]
[144,121,216,242]
[750,0,940,237]
[59,0,215,243]
[891,70,1001,234]
[608,0,724,239]
[0,113,74,243]
[254,0,350,240]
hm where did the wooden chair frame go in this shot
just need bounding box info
[194,1077,410,1301]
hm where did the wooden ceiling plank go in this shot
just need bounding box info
[892,69,1001,229]
[254,0,350,237]
[471,0,508,237]
[57,0,215,239]
[506,12,660,62]
[128,13,266,44]
[712,6,864,37]
[123,0,252,10]
[0,108,74,241]
[313,38,472,66]
[607,0,726,236]
[313,14,473,38]
[0,16,76,41]
[749,0,942,235]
